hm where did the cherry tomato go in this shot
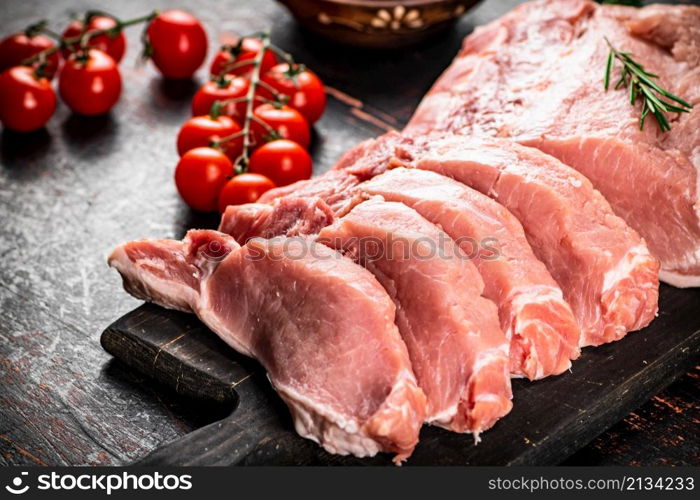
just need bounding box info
[210,38,276,77]
[191,76,250,119]
[177,115,243,162]
[59,49,121,115]
[62,15,126,63]
[0,33,60,79]
[147,10,207,79]
[251,104,310,149]
[0,66,56,132]
[217,173,275,213]
[261,63,326,124]
[248,139,312,187]
[175,147,234,212]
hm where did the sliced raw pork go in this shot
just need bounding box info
[220,169,578,379]
[254,134,404,214]
[356,168,580,378]
[257,131,659,347]
[108,229,426,462]
[219,197,334,244]
[259,168,361,214]
[318,199,512,432]
[396,134,660,347]
[406,0,700,286]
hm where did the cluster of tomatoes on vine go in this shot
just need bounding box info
[0,9,209,130]
[174,35,326,213]
[0,10,326,215]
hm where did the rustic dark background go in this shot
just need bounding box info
[0,0,697,466]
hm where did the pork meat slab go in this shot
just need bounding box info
[406,0,700,286]
[318,199,513,432]
[219,197,334,244]
[108,229,427,462]
[258,168,361,215]
[259,131,659,346]
[221,196,516,425]
[357,168,580,378]
[397,134,660,347]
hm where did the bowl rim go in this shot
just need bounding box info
[282,0,471,8]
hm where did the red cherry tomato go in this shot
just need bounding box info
[0,66,56,132]
[175,147,234,212]
[59,49,121,115]
[248,139,312,187]
[0,33,60,79]
[261,63,326,124]
[191,76,250,119]
[147,10,207,79]
[177,115,243,162]
[251,104,310,149]
[61,16,126,63]
[210,38,276,77]
[217,173,275,213]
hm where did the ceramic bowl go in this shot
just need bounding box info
[276,0,481,49]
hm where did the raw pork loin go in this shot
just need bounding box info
[259,168,361,214]
[395,135,660,347]
[219,197,334,243]
[268,132,659,347]
[107,0,682,463]
[221,179,580,380]
[109,230,427,462]
[222,197,515,428]
[356,168,580,378]
[318,199,512,432]
[406,0,700,286]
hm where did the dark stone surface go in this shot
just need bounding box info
[0,0,697,466]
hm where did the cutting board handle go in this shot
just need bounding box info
[134,377,345,466]
[135,409,246,465]
[101,303,315,465]
[101,303,250,404]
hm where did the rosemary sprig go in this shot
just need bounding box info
[603,38,693,132]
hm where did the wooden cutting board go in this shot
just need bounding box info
[101,284,700,465]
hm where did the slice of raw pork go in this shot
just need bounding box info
[318,199,513,432]
[398,134,660,347]
[108,229,426,462]
[356,168,580,378]
[255,131,659,347]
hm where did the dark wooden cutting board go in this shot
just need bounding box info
[101,284,700,465]
[96,0,699,467]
